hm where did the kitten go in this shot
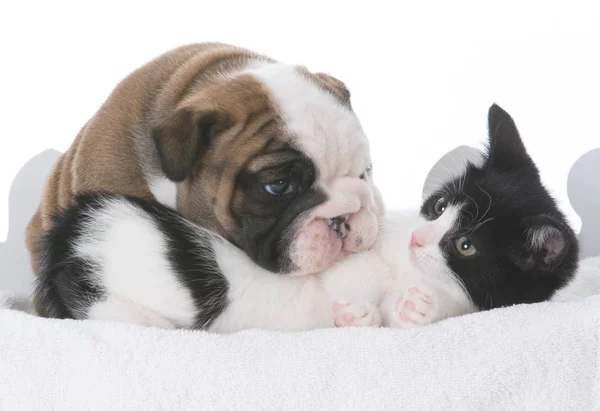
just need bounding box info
[333,103,581,328]
[34,104,579,332]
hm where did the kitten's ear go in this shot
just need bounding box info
[485,104,538,175]
[514,215,572,271]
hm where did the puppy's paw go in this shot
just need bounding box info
[390,285,436,329]
[332,301,380,327]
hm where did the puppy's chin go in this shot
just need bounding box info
[288,218,346,276]
[287,209,381,276]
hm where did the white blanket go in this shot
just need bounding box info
[1,290,599,411]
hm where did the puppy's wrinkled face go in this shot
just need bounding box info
[240,65,383,274]
[247,64,384,275]
[156,63,383,275]
[407,104,578,310]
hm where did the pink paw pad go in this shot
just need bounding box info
[391,286,435,329]
[332,301,376,328]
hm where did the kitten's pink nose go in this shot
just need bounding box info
[409,232,424,248]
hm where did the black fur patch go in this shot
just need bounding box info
[421,104,579,310]
[233,150,327,273]
[35,193,229,329]
[35,198,107,319]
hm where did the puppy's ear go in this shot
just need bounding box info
[313,72,352,107]
[152,109,232,182]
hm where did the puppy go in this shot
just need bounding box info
[25,43,384,315]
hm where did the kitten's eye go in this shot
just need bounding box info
[433,197,447,216]
[264,179,295,195]
[456,236,477,257]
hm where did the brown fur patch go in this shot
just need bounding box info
[26,44,266,279]
[173,73,289,237]
[297,66,352,108]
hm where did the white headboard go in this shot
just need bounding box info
[1,147,599,294]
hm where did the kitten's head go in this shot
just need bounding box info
[412,104,579,310]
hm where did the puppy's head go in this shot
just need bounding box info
[151,62,383,275]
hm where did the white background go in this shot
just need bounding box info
[1,0,599,242]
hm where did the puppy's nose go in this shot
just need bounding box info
[328,215,349,238]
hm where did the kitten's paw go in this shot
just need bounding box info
[391,286,436,328]
[332,301,378,327]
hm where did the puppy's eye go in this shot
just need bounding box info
[264,179,295,195]
[433,197,447,216]
[455,236,477,257]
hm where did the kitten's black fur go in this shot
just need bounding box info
[421,104,579,310]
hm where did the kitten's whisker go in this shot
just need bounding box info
[463,192,479,224]
[427,171,453,182]
[424,183,449,194]
[448,154,467,193]
[466,217,495,235]
[476,185,493,225]
[436,163,459,193]
[447,155,461,188]
[426,174,456,196]
[449,269,472,304]
[461,209,475,224]
[428,170,457,185]
[485,292,493,310]
[424,178,452,198]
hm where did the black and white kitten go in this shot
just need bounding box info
[34,104,579,332]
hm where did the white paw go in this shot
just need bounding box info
[332,301,378,327]
[390,285,436,328]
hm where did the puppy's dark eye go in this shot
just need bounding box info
[455,236,477,257]
[432,197,447,216]
[264,179,295,195]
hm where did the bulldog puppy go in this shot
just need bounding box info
[26,43,384,315]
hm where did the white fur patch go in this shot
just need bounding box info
[75,199,197,328]
[376,208,475,324]
[527,225,558,251]
[147,176,177,209]
[88,295,176,329]
[408,205,461,280]
[245,64,370,182]
[209,238,334,333]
